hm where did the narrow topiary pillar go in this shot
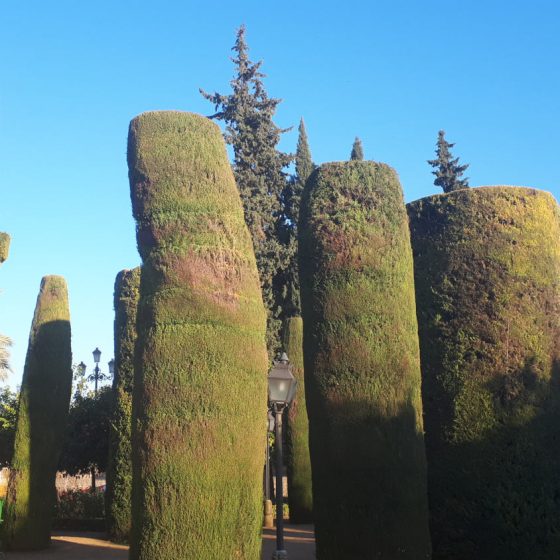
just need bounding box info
[106,267,141,542]
[128,111,268,560]
[0,233,10,264]
[408,186,560,560]
[299,161,431,559]
[2,275,72,550]
[283,316,313,524]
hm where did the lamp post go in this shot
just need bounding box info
[264,409,275,528]
[79,347,114,395]
[267,352,297,560]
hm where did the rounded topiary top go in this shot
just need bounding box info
[408,186,560,559]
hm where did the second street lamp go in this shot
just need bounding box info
[267,352,297,560]
[82,347,114,395]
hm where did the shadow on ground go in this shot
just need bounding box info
[4,526,316,560]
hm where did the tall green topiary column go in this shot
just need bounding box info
[283,316,313,523]
[299,161,431,559]
[128,111,268,560]
[2,275,72,550]
[408,186,560,560]
[0,233,10,264]
[106,267,140,542]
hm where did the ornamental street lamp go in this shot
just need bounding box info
[81,347,114,395]
[267,352,297,560]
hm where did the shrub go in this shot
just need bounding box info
[299,161,431,559]
[2,276,72,550]
[128,111,268,560]
[105,267,140,542]
[408,186,560,560]
[283,317,313,523]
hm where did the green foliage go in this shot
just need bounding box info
[350,137,364,160]
[2,276,72,551]
[427,130,469,193]
[408,186,560,560]
[283,317,313,523]
[0,233,10,264]
[54,489,105,520]
[128,111,268,560]
[106,267,140,542]
[0,335,11,382]
[201,26,292,355]
[299,161,431,559]
[59,387,112,476]
[0,386,18,466]
[282,119,314,317]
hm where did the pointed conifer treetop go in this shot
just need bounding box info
[200,25,292,355]
[350,137,364,161]
[427,129,469,193]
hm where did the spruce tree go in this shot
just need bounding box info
[427,130,469,193]
[201,25,291,355]
[350,137,364,160]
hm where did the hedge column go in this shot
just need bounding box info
[2,276,72,550]
[299,161,431,559]
[408,187,560,560]
[128,111,268,560]
[283,316,313,523]
[106,267,140,542]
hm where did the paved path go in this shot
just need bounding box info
[3,526,316,559]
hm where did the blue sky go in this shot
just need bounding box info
[1,1,559,389]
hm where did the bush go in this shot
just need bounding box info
[299,161,431,559]
[408,186,560,560]
[54,489,105,520]
[128,111,268,560]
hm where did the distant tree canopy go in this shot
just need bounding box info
[427,130,469,193]
[350,137,364,161]
[59,387,112,476]
[0,386,18,466]
[201,25,292,355]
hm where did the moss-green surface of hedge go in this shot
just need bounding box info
[283,316,313,524]
[0,233,10,264]
[408,186,560,560]
[2,276,72,550]
[299,161,431,559]
[128,111,268,560]
[106,267,140,543]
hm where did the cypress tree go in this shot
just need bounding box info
[350,137,364,160]
[2,276,72,550]
[408,187,560,560]
[427,130,469,193]
[128,111,268,560]
[299,161,431,559]
[201,25,292,355]
[106,267,140,542]
[283,316,313,523]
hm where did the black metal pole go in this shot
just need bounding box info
[265,431,270,501]
[275,405,285,554]
[94,364,99,395]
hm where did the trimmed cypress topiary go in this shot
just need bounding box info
[283,316,313,524]
[2,275,72,550]
[128,111,268,560]
[0,233,10,264]
[408,186,560,560]
[106,267,140,542]
[299,161,431,559]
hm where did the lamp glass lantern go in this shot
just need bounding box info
[92,347,101,364]
[108,358,115,374]
[267,353,297,407]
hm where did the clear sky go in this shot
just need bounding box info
[1,1,559,389]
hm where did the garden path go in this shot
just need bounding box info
[3,525,316,560]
